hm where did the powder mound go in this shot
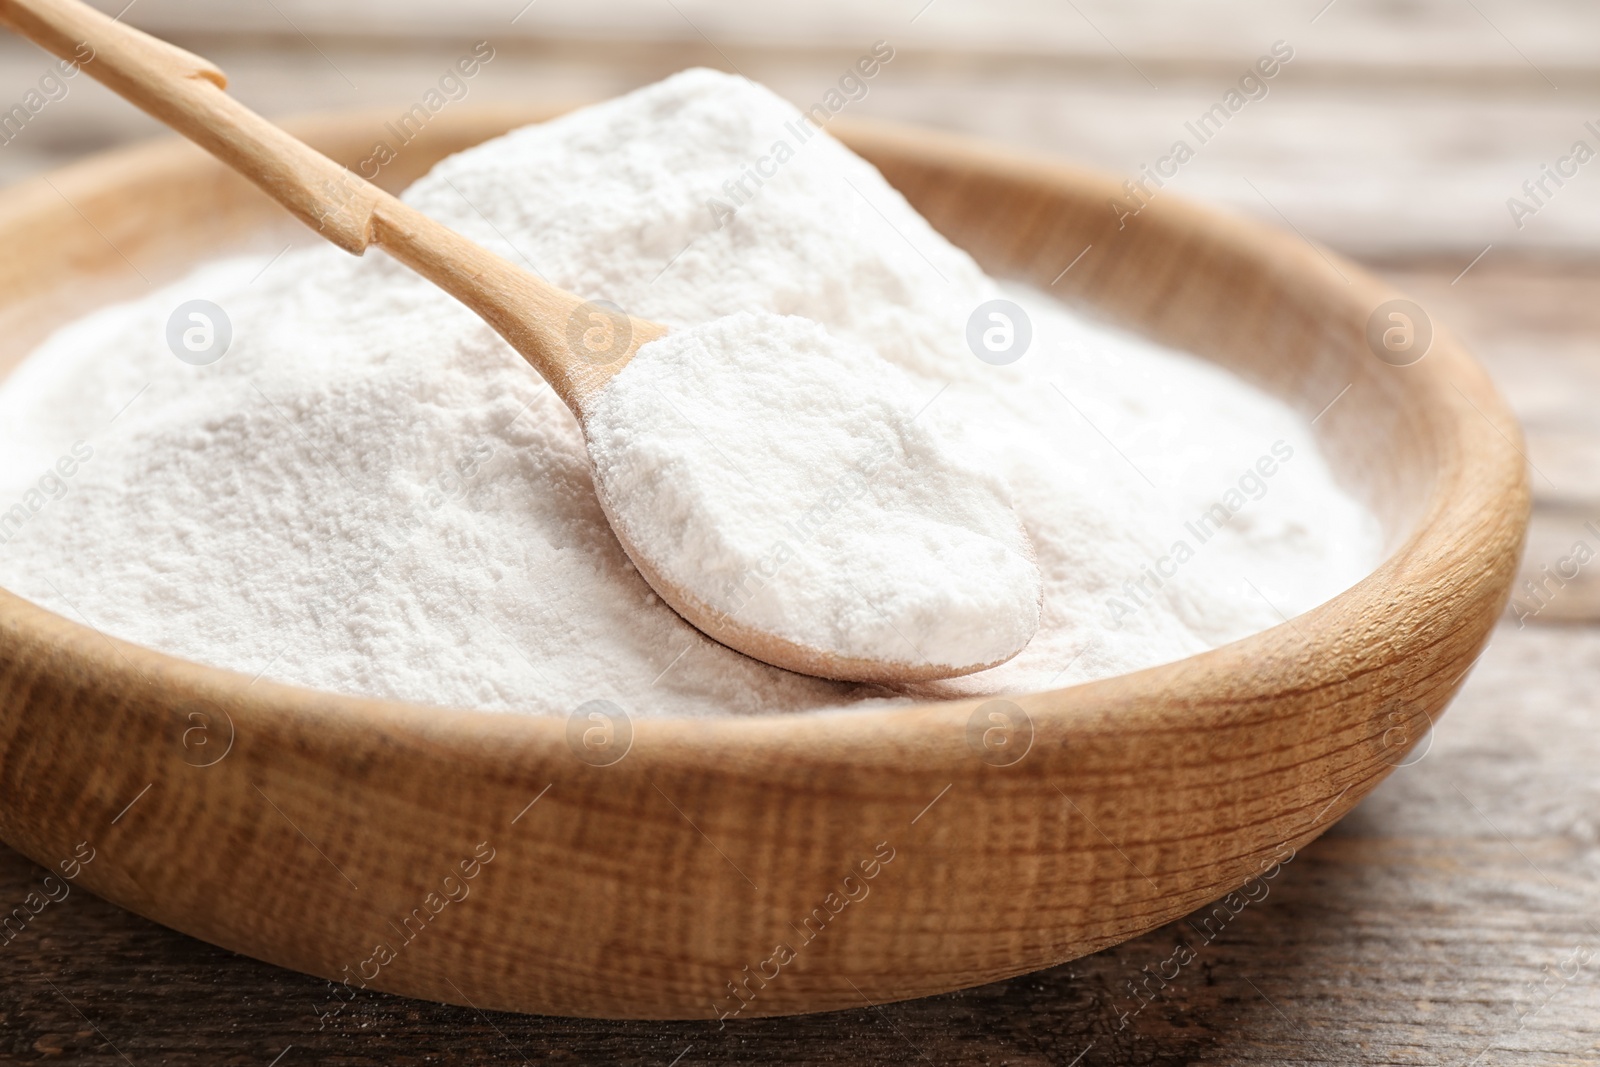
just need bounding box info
[0,68,1384,716]
[586,311,1042,674]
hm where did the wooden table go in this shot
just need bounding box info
[3,3,1599,1062]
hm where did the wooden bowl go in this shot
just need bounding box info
[0,107,1528,1020]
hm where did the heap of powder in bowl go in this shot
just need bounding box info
[0,68,1381,716]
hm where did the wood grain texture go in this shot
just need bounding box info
[0,108,1529,1021]
[1380,260,1600,626]
[66,0,1600,75]
[1,622,1594,1064]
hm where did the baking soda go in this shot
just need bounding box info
[587,310,1042,674]
[0,70,1381,716]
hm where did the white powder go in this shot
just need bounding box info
[587,310,1042,677]
[0,69,1381,717]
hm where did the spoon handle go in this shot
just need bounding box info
[0,0,661,409]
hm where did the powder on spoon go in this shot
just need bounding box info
[0,69,1382,717]
[586,310,1041,677]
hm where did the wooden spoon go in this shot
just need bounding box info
[0,0,1032,684]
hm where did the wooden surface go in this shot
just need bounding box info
[0,621,1596,1064]
[7,0,1600,258]
[0,0,1593,1060]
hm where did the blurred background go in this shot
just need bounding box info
[7,0,1600,258]
[3,2,1599,1063]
